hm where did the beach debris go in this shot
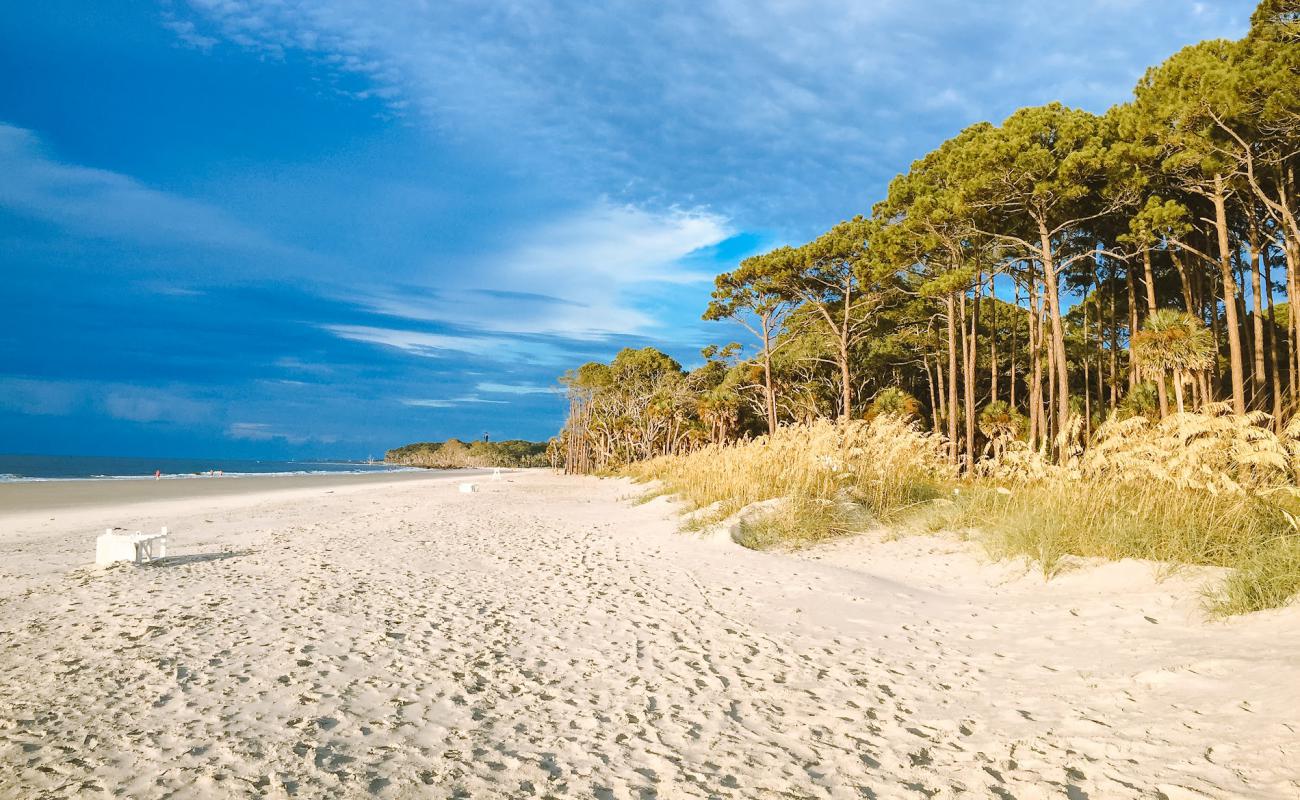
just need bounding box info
[458,483,478,493]
[95,526,168,567]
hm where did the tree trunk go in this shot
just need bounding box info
[1010,278,1019,410]
[1028,269,1044,450]
[1288,240,1299,398]
[1109,262,1119,410]
[1127,261,1140,390]
[1248,226,1267,407]
[762,350,777,437]
[946,293,960,463]
[1037,224,1070,445]
[1047,322,1057,445]
[1172,251,1195,313]
[989,278,999,406]
[925,354,941,433]
[1213,174,1247,414]
[1265,250,1283,425]
[959,291,974,466]
[837,285,853,420]
[838,337,852,421]
[1082,272,1092,436]
[1141,249,1169,418]
[1209,266,1222,402]
[966,273,982,464]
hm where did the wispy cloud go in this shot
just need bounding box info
[355,200,732,340]
[103,389,212,424]
[0,123,288,251]
[226,421,333,444]
[322,324,497,357]
[171,0,1253,228]
[0,377,214,425]
[0,377,82,416]
[476,382,558,395]
[321,323,571,364]
[403,396,509,408]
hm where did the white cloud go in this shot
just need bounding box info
[227,422,277,440]
[403,396,509,408]
[321,323,572,366]
[0,377,215,425]
[0,123,285,251]
[476,382,557,395]
[322,324,498,357]
[274,356,334,375]
[172,0,1255,227]
[0,377,82,416]
[102,390,212,424]
[226,421,327,444]
[355,200,731,339]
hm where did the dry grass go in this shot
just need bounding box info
[628,416,952,541]
[630,409,1300,616]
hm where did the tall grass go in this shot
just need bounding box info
[630,408,1300,616]
[629,415,953,537]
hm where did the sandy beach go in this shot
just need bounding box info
[1,470,1298,798]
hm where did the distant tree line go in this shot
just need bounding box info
[557,1,1300,473]
[386,438,549,469]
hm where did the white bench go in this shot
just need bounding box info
[96,527,168,567]
[458,483,478,493]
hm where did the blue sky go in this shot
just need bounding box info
[0,1,1253,458]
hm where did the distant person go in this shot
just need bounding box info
[154,469,161,481]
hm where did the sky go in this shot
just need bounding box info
[0,0,1255,459]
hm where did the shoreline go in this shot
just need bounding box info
[0,467,486,514]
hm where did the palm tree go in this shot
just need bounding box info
[1132,310,1216,414]
[978,400,1027,460]
[867,387,920,421]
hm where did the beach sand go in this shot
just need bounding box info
[1,470,1297,798]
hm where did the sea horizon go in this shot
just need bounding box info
[0,452,410,482]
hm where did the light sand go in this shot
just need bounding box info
[0,470,1297,798]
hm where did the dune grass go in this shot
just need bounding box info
[734,499,877,550]
[628,410,1300,616]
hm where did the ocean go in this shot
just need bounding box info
[0,453,411,481]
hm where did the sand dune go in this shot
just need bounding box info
[1,471,1297,798]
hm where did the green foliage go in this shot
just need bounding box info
[977,401,1026,442]
[385,438,548,468]
[1119,383,1160,420]
[1129,39,1247,185]
[1133,310,1215,377]
[735,499,875,551]
[868,387,920,420]
[1209,535,1300,616]
[955,480,1298,584]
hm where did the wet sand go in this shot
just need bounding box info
[0,468,474,514]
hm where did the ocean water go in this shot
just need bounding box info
[0,453,410,481]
